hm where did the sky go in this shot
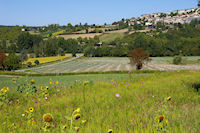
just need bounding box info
[0,0,198,26]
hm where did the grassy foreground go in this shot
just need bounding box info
[0,71,200,132]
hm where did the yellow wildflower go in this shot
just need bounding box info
[62,125,67,129]
[73,114,81,120]
[108,129,113,133]
[29,107,34,113]
[167,96,172,101]
[1,87,9,93]
[56,81,59,84]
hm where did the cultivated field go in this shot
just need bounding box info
[26,57,200,73]
[23,55,71,65]
[56,33,102,39]
[56,29,128,40]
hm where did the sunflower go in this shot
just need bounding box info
[167,96,172,101]
[158,115,164,123]
[108,129,113,133]
[73,114,81,120]
[62,125,67,129]
[43,113,53,122]
[29,107,34,113]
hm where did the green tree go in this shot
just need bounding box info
[84,45,95,57]
[4,53,22,70]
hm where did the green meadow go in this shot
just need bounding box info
[0,71,199,132]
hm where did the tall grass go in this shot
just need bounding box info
[0,71,199,132]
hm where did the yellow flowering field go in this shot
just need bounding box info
[23,56,70,65]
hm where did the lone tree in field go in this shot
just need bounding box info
[0,50,7,70]
[129,48,150,70]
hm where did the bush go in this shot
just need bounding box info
[173,56,182,65]
[34,60,40,65]
[4,53,22,70]
[129,48,150,70]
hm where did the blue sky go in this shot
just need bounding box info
[0,0,198,26]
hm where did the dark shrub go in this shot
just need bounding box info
[34,60,40,65]
[173,55,182,65]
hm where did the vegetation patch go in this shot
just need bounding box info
[0,71,199,132]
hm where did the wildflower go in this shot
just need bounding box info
[167,96,172,101]
[76,108,80,113]
[30,79,35,84]
[1,87,9,93]
[82,120,87,125]
[73,114,81,120]
[9,100,13,104]
[158,115,164,123]
[115,93,120,98]
[74,127,80,132]
[63,125,67,129]
[29,107,34,113]
[108,129,113,133]
[166,120,168,124]
[56,81,59,84]
[43,113,53,122]
[22,114,25,117]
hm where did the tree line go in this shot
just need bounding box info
[84,22,200,57]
